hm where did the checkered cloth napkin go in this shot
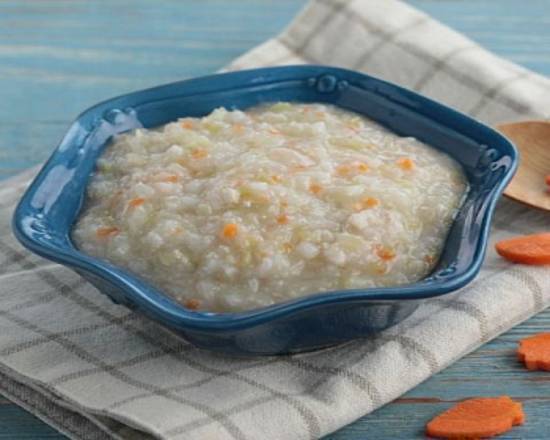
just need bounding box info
[1,1,550,439]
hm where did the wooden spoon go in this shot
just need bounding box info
[495,120,550,212]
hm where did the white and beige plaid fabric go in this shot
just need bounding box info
[1,1,549,439]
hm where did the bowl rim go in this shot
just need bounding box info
[12,65,518,332]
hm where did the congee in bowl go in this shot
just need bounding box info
[72,102,468,312]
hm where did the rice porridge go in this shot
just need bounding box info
[72,102,468,312]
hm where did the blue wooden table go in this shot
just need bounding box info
[1,1,549,438]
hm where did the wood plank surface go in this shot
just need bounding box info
[0,1,549,439]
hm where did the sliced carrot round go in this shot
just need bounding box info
[517,333,550,371]
[495,233,550,265]
[426,396,524,439]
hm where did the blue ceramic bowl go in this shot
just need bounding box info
[13,66,517,355]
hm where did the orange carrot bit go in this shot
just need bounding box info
[128,197,145,208]
[96,226,120,238]
[309,183,323,195]
[424,254,436,265]
[161,174,180,183]
[397,157,415,171]
[184,298,201,310]
[221,223,238,239]
[180,120,194,129]
[426,396,524,439]
[356,162,369,173]
[354,197,380,212]
[495,233,550,265]
[517,333,550,371]
[335,164,352,176]
[362,197,379,208]
[276,213,289,225]
[191,148,208,159]
[376,245,396,261]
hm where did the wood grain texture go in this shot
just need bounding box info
[497,121,550,211]
[0,0,549,439]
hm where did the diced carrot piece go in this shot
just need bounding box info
[161,174,180,183]
[96,226,120,238]
[128,197,145,208]
[191,148,208,159]
[517,333,550,371]
[376,246,396,261]
[276,214,289,225]
[309,183,323,194]
[184,298,201,310]
[424,255,436,265]
[180,120,194,129]
[362,197,379,208]
[354,197,380,212]
[356,162,369,173]
[426,396,524,439]
[221,223,238,239]
[495,233,550,265]
[336,164,352,176]
[397,157,415,171]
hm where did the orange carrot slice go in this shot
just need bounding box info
[276,214,289,225]
[221,223,238,239]
[96,226,120,238]
[309,183,323,195]
[335,164,352,176]
[376,245,396,261]
[191,148,208,159]
[128,197,145,208]
[495,233,550,265]
[161,174,180,183]
[397,157,415,171]
[517,333,550,371]
[426,396,524,439]
[184,298,201,310]
[356,162,369,173]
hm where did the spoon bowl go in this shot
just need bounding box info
[496,120,550,212]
